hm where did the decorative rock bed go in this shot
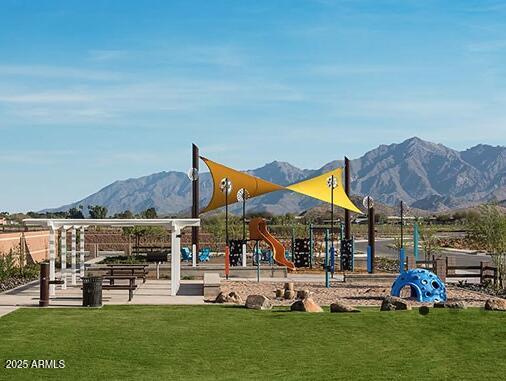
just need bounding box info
[220,280,499,307]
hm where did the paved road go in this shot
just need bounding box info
[354,238,491,266]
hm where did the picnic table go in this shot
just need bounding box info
[102,275,137,301]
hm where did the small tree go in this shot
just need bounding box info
[418,222,441,263]
[88,205,108,219]
[67,207,84,219]
[114,210,134,219]
[142,208,158,219]
[468,205,506,288]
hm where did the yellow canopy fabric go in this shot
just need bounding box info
[201,156,284,213]
[287,168,362,213]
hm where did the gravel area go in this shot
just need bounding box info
[221,279,498,307]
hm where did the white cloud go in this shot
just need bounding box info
[0,65,121,81]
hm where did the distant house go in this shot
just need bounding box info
[0,218,6,225]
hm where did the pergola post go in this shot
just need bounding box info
[49,227,56,296]
[60,227,67,289]
[71,227,77,285]
[80,226,85,279]
[171,224,182,296]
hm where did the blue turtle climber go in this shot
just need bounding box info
[391,268,447,303]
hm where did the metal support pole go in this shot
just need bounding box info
[413,221,419,260]
[225,181,230,280]
[368,205,375,273]
[309,223,313,268]
[324,229,329,288]
[242,196,246,241]
[400,201,404,249]
[344,157,351,240]
[256,241,260,283]
[191,143,200,256]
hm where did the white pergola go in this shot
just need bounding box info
[23,218,200,296]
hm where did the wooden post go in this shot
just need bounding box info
[435,258,446,282]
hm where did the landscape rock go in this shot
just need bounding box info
[330,301,360,313]
[284,289,296,300]
[290,297,323,313]
[214,291,243,304]
[245,295,272,310]
[275,289,284,298]
[227,291,243,304]
[380,296,412,311]
[214,292,228,303]
[296,289,311,299]
[484,298,506,311]
[444,301,467,309]
[418,306,430,315]
[284,282,294,291]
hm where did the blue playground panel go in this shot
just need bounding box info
[391,268,447,303]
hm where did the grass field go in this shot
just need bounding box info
[1,306,505,380]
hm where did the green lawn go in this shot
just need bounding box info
[1,306,505,380]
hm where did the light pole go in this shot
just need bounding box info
[237,188,250,267]
[187,161,199,266]
[399,200,405,273]
[363,196,375,273]
[326,175,338,286]
[220,178,232,279]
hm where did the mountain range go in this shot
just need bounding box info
[46,137,506,216]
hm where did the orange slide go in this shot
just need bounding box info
[249,217,296,271]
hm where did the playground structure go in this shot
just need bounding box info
[190,147,361,281]
[19,143,445,305]
[249,217,295,271]
[391,268,447,303]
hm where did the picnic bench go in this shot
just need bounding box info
[99,264,149,283]
[81,274,138,301]
[102,275,137,301]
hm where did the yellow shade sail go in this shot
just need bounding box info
[201,156,284,213]
[286,168,362,213]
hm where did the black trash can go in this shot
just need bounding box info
[82,276,103,307]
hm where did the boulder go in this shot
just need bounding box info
[227,291,243,304]
[418,306,430,315]
[444,301,466,309]
[290,298,323,313]
[284,282,294,291]
[214,291,243,304]
[214,292,228,304]
[330,301,360,313]
[284,289,296,300]
[296,289,311,299]
[433,302,445,308]
[380,296,412,311]
[245,295,272,310]
[275,289,284,298]
[484,298,506,311]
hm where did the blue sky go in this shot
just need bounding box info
[1,0,506,212]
